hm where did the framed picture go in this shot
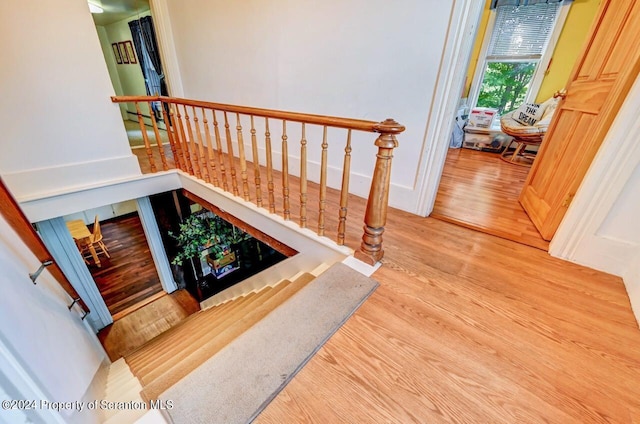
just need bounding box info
[125,40,137,64]
[118,42,129,64]
[111,43,122,64]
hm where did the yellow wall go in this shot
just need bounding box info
[463,0,492,97]
[536,0,601,101]
[463,0,601,102]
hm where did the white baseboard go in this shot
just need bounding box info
[560,234,638,277]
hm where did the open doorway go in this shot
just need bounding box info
[430,0,600,250]
[62,201,166,320]
[90,0,169,149]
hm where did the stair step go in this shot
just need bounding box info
[126,291,259,366]
[102,359,145,423]
[127,285,287,377]
[139,273,316,400]
[133,283,291,382]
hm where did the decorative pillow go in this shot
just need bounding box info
[512,102,546,127]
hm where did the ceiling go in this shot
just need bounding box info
[89,0,150,26]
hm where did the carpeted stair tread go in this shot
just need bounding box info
[139,276,308,388]
[158,262,379,424]
[130,283,291,377]
[125,293,256,368]
[126,290,263,366]
[140,272,316,401]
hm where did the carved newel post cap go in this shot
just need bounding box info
[374,118,405,134]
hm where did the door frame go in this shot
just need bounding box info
[149,0,184,97]
[414,2,639,265]
[147,0,638,268]
[549,75,640,274]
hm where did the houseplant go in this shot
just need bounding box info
[169,211,249,267]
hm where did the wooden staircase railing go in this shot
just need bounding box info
[112,95,404,264]
[0,178,90,315]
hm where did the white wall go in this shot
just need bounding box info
[101,10,153,120]
[96,26,128,120]
[624,247,640,327]
[0,213,106,422]
[597,163,640,244]
[0,0,140,201]
[550,74,640,323]
[161,0,455,211]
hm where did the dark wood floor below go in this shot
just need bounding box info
[432,146,548,250]
[89,213,164,320]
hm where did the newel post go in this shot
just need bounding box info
[356,118,404,265]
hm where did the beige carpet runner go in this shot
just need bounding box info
[159,262,378,424]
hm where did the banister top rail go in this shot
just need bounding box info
[111,95,404,134]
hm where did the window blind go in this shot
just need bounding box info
[491,0,567,8]
[487,3,561,59]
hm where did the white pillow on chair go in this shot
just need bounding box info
[512,102,546,126]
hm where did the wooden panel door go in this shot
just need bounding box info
[520,0,640,240]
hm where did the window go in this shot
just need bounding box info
[469,3,568,117]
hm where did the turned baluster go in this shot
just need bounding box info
[356,119,404,265]
[299,123,308,228]
[192,106,210,183]
[202,108,219,187]
[281,120,290,220]
[250,116,263,207]
[236,113,250,201]
[183,105,202,179]
[175,105,193,174]
[162,103,181,170]
[212,110,228,191]
[134,102,157,172]
[223,111,240,196]
[337,130,352,245]
[265,118,276,213]
[147,101,169,171]
[318,126,328,236]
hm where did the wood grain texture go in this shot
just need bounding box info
[98,289,200,361]
[88,214,164,320]
[432,147,549,251]
[521,0,640,240]
[126,274,316,401]
[256,215,640,424]
[132,139,640,423]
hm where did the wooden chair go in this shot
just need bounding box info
[79,216,110,263]
[499,96,560,166]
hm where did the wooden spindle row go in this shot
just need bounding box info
[113,95,403,264]
[116,97,401,262]
[162,105,351,243]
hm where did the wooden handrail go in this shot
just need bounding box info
[113,95,404,264]
[112,95,380,132]
[0,178,90,313]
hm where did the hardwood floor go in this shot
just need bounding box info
[432,146,549,250]
[89,214,164,320]
[129,142,640,423]
[257,214,640,424]
[98,289,200,361]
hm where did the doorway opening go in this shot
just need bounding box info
[90,0,169,149]
[431,0,597,250]
[63,201,168,320]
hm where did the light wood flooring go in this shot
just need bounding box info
[128,144,640,423]
[432,146,549,250]
[98,289,200,361]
